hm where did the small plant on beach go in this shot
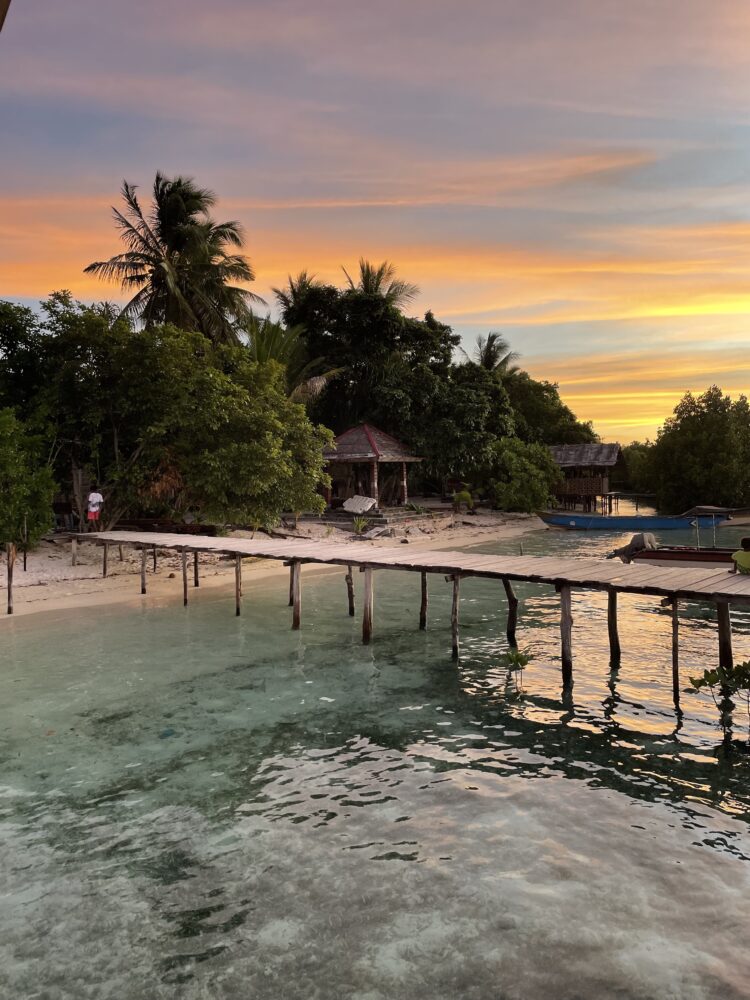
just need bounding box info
[352,516,369,536]
[503,647,533,692]
[690,660,750,736]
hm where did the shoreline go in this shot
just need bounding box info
[0,515,546,622]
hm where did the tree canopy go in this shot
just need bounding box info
[0,295,330,527]
[649,386,750,512]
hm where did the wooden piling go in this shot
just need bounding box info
[607,588,621,666]
[671,599,680,705]
[71,537,77,567]
[502,577,518,647]
[291,561,301,630]
[140,546,147,595]
[559,585,573,687]
[420,571,428,630]
[345,565,355,616]
[193,551,199,587]
[717,601,733,670]
[181,548,188,606]
[102,542,108,578]
[235,555,242,616]
[7,543,16,615]
[451,575,460,660]
[362,567,374,644]
[152,546,157,572]
[118,544,124,563]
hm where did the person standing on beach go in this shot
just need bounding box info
[87,486,104,531]
[731,537,750,574]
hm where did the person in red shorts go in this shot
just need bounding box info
[86,485,104,531]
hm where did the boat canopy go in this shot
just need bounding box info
[681,506,733,517]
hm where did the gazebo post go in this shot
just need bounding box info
[371,460,379,507]
[401,461,408,505]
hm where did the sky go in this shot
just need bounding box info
[1,0,749,442]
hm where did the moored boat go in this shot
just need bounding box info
[538,510,730,531]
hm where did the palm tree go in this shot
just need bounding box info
[244,315,340,403]
[273,270,320,318]
[84,173,263,344]
[473,332,520,375]
[342,259,419,308]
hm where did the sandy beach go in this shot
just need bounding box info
[0,512,546,619]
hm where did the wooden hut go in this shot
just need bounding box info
[549,443,623,513]
[323,424,422,508]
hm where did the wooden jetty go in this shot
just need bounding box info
[70,530,750,702]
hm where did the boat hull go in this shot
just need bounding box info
[632,547,733,567]
[539,512,728,531]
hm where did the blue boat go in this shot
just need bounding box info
[539,507,731,531]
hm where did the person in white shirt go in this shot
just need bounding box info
[87,487,104,531]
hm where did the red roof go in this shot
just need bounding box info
[323,424,422,463]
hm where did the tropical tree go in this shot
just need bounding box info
[471,331,520,375]
[342,258,419,308]
[0,409,55,612]
[84,173,262,344]
[243,315,340,403]
[651,386,750,511]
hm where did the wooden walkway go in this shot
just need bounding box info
[73,530,750,702]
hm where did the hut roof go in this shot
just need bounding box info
[323,424,422,463]
[549,443,622,468]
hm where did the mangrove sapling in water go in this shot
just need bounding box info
[690,660,750,741]
[503,648,533,694]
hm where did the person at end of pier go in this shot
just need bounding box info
[730,537,750,574]
[87,485,104,532]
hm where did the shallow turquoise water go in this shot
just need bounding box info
[2,526,750,999]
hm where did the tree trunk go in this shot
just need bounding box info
[7,543,16,615]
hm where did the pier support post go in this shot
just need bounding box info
[420,571,428,630]
[451,575,460,660]
[235,555,242,616]
[671,599,680,705]
[181,549,188,606]
[153,546,157,573]
[71,537,77,567]
[102,543,108,578]
[558,585,573,688]
[288,562,295,607]
[502,577,518,647]
[118,544,124,563]
[140,546,147,595]
[362,567,374,644]
[717,601,733,671]
[291,561,301,630]
[7,543,15,615]
[194,551,199,588]
[607,588,621,666]
[345,565,355,617]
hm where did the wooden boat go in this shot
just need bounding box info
[631,545,734,567]
[539,510,730,531]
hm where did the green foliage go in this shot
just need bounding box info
[690,661,750,698]
[504,648,532,670]
[480,438,561,512]
[0,409,55,549]
[504,372,597,445]
[0,294,331,528]
[617,441,655,494]
[453,489,474,510]
[352,516,369,535]
[84,173,263,344]
[651,386,750,512]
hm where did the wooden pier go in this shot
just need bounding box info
[73,531,750,701]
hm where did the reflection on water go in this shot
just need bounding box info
[2,525,750,999]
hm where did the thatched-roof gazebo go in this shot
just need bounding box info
[323,424,422,508]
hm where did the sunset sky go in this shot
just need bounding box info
[2,0,750,441]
